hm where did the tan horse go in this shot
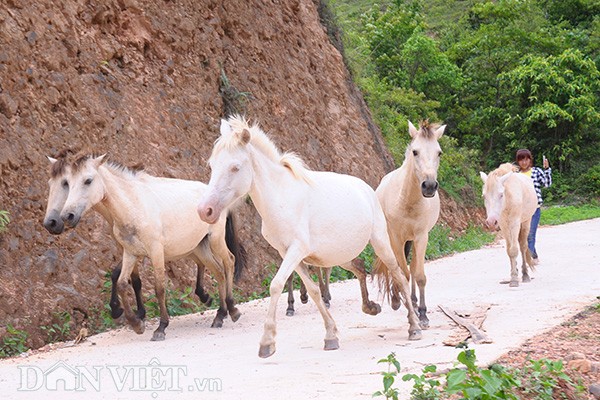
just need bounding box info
[374,120,445,328]
[480,163,537,287]
[58,154,246,340]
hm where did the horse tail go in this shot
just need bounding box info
[225,212,247,282]
[525,248,537,272]
[372,256,400,305]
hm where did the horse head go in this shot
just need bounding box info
[480,169,512,230]
[60,154,107,228]
[408,120,445,198]
[198,118,253,224]
[43,156,71,234]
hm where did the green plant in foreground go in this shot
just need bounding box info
[373,352,402,400]
[375,347,585,399]
[402,364,442,400]
[445,349,520,399]
[0,325,29,358]
[145,284,204,319]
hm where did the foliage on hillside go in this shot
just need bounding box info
[327,0,600,204]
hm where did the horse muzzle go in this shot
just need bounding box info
[421,180,438,198]
[61,211,81,228]
[197,203,220,225]
[43,214,65,235]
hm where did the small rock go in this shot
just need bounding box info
[590,383,600,399]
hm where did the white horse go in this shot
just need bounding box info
[59,154,246,340]
[480,163,538,287]
[374,120,445,328]
[197,116,421,358]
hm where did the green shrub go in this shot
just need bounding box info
[0,325,29,358]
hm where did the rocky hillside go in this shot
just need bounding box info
[0,0,481,348]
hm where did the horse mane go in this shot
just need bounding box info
[218,115,312,183]
[50,148,76,178]
[418,119,442,139]
[70,152,146,179]
[489,162,517,179]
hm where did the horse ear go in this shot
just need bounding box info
[220,119,232,136]
[47,156,58,164]
[479,171,488,183]
[435,125,446,139]
[408,121,418,138]
[240,129,251,145]
[93,154,107,167]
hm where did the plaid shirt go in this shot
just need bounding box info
[520,167,552,205]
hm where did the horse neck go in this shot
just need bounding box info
[95,165,136,226]
[400,155,423,202]
[246,146,298,218]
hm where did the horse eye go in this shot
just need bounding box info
[84,178,93,185]
[230,164,240,173]
[412,150,418,157]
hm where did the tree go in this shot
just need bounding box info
[501,49,600,172]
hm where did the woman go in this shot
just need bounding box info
[515,149,552,263]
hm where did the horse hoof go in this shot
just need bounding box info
[131,320,145,334]
[391,299,401,311]
[300,295,308,304]
[111,307,124,319]
[211,318,224,328]
[522,275,531,283]
[229,308,241,323]
[151,331,165,341]
[286,309,295,317]
[408,329,422,341]
[324,338,339,351]
[419,318,430,329]
[258,344,276,358]
[324,301,330,309]
[362,302,381,316]
[509,280,519,287]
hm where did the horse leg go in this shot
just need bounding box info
[209,230,241,324]
[411,235,429,328]
[371,224,422,340]
[390,237,411,311]
[116,253,145,334]
[132,262,145,320]
[194,262,213,307]
[286,274,296,316]
[296,263,339,351]
[519,221,532,283]
[504,224,520,287]
[316,268,330,308]
[191,239,228,328]
[149,246,169,341]
[300,270,309,304]
[109,262,124,319]
[340,258,381,315]
[259,245,308,358]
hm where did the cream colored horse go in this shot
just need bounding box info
[480,163,537,287]
[374,120,445,328]
[198,116,421,358]
[59,154,245,340]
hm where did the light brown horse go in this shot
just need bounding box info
[373,120,445,328]
[480,163,537,287]
[55,153,246,340]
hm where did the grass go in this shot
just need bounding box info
[540,202,600,226]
